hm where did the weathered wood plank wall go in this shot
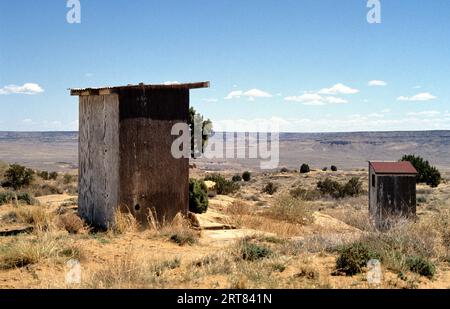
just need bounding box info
[78,95,120,228]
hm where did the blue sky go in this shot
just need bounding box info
[0,0,449,132]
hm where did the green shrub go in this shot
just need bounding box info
[2,164,34,190]
[317,177,362,199]
[280,167,289,173]
[417,196,427,204]
[240,240,272,261]
[16,192,36,205]
[170,232,198,246]
[242,171,251,182]
[189,179,208,214]
[38,171,49,180]
[0,191,36,205]
[63,174,74,184]
[336,243,380,276]
[401,155,441,187]
[317,178,342,198]
[342,177,363,197]
[0,191,15,205]
[262,182,278,195]
[406,256,436,278]
[300,164,310,174]
[322,167,328,172]
[289,187,321,201]
[204,174,240,195]
[49,172,58,180]
[331,165,338,172]
[232,175,242,182]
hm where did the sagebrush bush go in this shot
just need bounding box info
[242,171,251,182]
[232,175,242,182]
[240,239,272,261]
[300,164,310,174]
[2,164,34,190]
[63,174,74,184]
[204,174,239,195]
[317,178,342,198]
[335,243,380,276]
[406,256,436,278]
[170,232,198,246]
[317,177,362,199]
[262,182,278,195]
[401,155,441,187]
[189,178,209,214]
[331,165,338,172]
[0,191,37,205]
[289,186,321,201]
[280,167,289,173]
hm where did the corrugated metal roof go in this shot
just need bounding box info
[370,161,418,174]
[70,81,210,96]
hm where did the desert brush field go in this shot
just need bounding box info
[0,161,449,289]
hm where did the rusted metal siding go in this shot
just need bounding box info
[78,94,120,229]
[117,88,189,224]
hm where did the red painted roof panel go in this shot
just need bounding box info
[370,161,418,174]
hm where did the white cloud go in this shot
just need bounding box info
[22,118,33,124]
[0,83,44,95]
[397,92,437,102]
[243,89,272,98]
[318,83,359,95]
[224,90,243,100]
[225,89,272,100]
[324,96,348,104]
[163,81,181,85]
[368,80,387,87]
[85,73,94,77]
[413,85,422,89]
[380,109,391,113]
[284,93,347,106]
[407,110,440,117]
[212,115,450,133]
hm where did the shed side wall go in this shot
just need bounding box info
[118,88,189,224]
[79,94,120,228]
[376,174,416,221]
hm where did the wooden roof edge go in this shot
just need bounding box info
[70,81,210,96]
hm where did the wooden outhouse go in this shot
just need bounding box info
[369,161,418,229]
[70,82,209,228]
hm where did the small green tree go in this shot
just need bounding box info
[401,155,441,187]
[189,179,209,214]
[38,171,49,180]
[232,175,242,182]
[189,107,212,159]
[242,171,251,182]
[331,165,338,172]
[300,164,310,174]
[204,174,240,195]
[49,172,58,180]
[2,164,34,190]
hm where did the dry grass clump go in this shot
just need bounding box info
[0,234,83,270]
[86,253,181,288]
[112,210,139,234]
[265,194,313,225]
[56,212,87,234]
[5,206,56,231]
[340,216,443,278]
